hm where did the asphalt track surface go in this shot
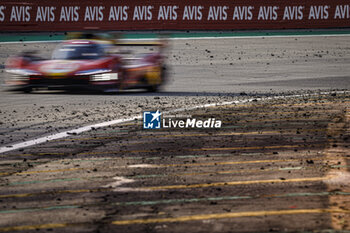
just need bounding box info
[0,35,349,232]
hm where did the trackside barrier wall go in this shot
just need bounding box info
[0,0,349,31]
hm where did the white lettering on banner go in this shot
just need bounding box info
[232,6,253,20]
[308,6,329,20]
[10,6,31,22]
[158,6,178,20]
[334,5,350,19]
[0,6,5,22]
[258,6,278,20]
[133,6,153,20]
[283,6,303,20]
[183,6,203,20]
[207,6,228,20]
[109,6,128,21]
[36,6,55,22]
[59,6,79,22]
[84,6,104,21]
[1,3,350,28]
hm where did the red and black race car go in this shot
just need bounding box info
[5,35,168,93]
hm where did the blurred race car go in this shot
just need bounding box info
[5,34,168,93]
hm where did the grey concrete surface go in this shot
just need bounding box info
[0,36,350,232]
[0,93,349,232]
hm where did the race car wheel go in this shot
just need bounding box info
[146,84,159,92]
[146,65,167,92]
[23,87,32,93]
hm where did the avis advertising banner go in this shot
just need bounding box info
[0,0,349,31]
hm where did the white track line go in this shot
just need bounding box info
[0,91,348,154]
[1,33,350,44]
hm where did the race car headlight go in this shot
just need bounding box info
[5,68,41,76]
[76,69,112,76]
[91,73,119,81]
